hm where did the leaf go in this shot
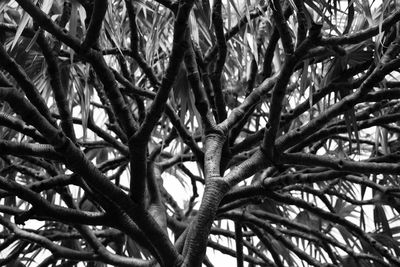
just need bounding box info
[24,30,40,52]
[104,15,123,55]
[69,0,79,38]
[245,0,254,35]
[172,65,190,124]
[69,0,79,63]
[126,237,151,259]
[343,0,354,34]
[226,0,232,30]
[270,237,293,266]
[0,1,9,13]
[378,0,393,41]
[71,63,90,139]
[304,0,342,35]
[299,58,310,111]
[380,127,389,154]
[373,232,400,257]
[245,30,258,64]
[195,0,211,29]
[6,260,25,267]
[40,0,54,14]
[96,148,109,165]
[227,0,241,19]
[11,2,37,51]
[336,225,360,250]
[340,256,371,267]
[189,10,199,46]
[360,0,373,26]
[374,205,392,236]
[294,210,322,231]
[287,0,298,13]
[78,5,87,35]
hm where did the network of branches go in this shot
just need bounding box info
[0,0,400,266]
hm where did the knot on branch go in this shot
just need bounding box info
[50,130,69,151]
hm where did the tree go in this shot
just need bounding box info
[0,0,400,266]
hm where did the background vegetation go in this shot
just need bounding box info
[0,0,400,266]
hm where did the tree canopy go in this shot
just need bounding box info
[1,0,400,266]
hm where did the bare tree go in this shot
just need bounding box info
[1,0,400,266]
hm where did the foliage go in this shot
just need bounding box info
[0,0,400,266]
